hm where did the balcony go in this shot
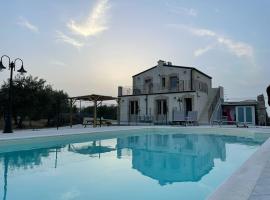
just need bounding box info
[118,81,192,96]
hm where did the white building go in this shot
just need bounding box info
[118,60,224,125]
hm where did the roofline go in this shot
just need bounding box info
[222,102,258,106]
[132,64,212,79]
[132,65,157,77]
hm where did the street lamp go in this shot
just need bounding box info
[267,85,270,106]
[0,55,27,133]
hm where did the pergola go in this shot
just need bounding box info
[68,94,119,128]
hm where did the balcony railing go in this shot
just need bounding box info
[118,82,192,96]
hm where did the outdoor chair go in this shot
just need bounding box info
[172,111,186,125]
[186,111,198,126]
[139,115,153,123]
[82,117,93,127]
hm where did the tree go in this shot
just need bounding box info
[81,104,117,120]
[0,75,69,129]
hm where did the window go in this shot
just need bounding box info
[179,80,184,91]
[237,107,244,122]
[145,79,152,84]
[236,106,255,125]
[246,107,252,123]
[161,77,166,88]
[195,80,208,94]
[144,78,153,93]
[170,76,178,90]
[157,100,167,115]
[130,101,139,115]
[163,100,167,114]
[157,100,162,114]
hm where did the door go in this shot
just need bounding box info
[129,100,139,122]
[169,76,178,91]
[156,99,167,123]
[236,106,255,125]
[185,98,192,115]
[144,79,153,94]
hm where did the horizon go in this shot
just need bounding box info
[0,0,269,110]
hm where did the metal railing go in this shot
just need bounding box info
[208,88,221,121]
[127,115,154,125]
[119,82,191,96]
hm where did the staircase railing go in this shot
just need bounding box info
[208,88,221,121]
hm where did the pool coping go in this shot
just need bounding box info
[0,125,269,142]
[1,125,270,199]
[207,133,270,200]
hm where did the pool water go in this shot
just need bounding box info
[0,128,267,200]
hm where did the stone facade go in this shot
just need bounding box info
[118,60,223,124]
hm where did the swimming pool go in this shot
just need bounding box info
[0,128,268,200]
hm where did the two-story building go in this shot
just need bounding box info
[118,60,224,124]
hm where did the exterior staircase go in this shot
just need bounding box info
[199,87,223,124]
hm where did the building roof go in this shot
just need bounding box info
[69,94,118,101]
[222,100,258,106]
[132,64,212,79]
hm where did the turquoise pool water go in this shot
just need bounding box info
[0,128,267,200]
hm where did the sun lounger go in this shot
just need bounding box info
[211,120,249,128]
[236,122,249,128]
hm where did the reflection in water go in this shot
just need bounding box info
[68,141,115,158]
[116,134,260,185]
[3,156,8,200]
[0,148,51,170]
[0,148,53,200]
[0,131,264,199]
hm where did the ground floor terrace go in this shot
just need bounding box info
[0,125,270,200]
[119,91,211,125]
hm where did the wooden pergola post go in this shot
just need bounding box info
[69,99,73,128]
[93,100,97,128]
[69,98,76,128]
[117,98,120,125]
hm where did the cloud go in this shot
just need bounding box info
[166,2,197,17]
[55,31,84,48]
[194,44,215,57]
[170,7,197,16]
[168,24,254,58]
[67,0,110,37]
[50,60,66,67]
[217,37,253,57]
[17,17,39,33]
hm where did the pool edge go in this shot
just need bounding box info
[207,136,270,200]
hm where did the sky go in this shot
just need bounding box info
[0,0,269,107]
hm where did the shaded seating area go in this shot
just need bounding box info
[68,94,119,128]
[82,117,113,127]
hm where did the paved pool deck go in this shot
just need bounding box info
[1,125,270,200]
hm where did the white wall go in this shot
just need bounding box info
[119,91,209,124]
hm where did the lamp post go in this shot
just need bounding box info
[267,85,270,106]
[0,55,27,133]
